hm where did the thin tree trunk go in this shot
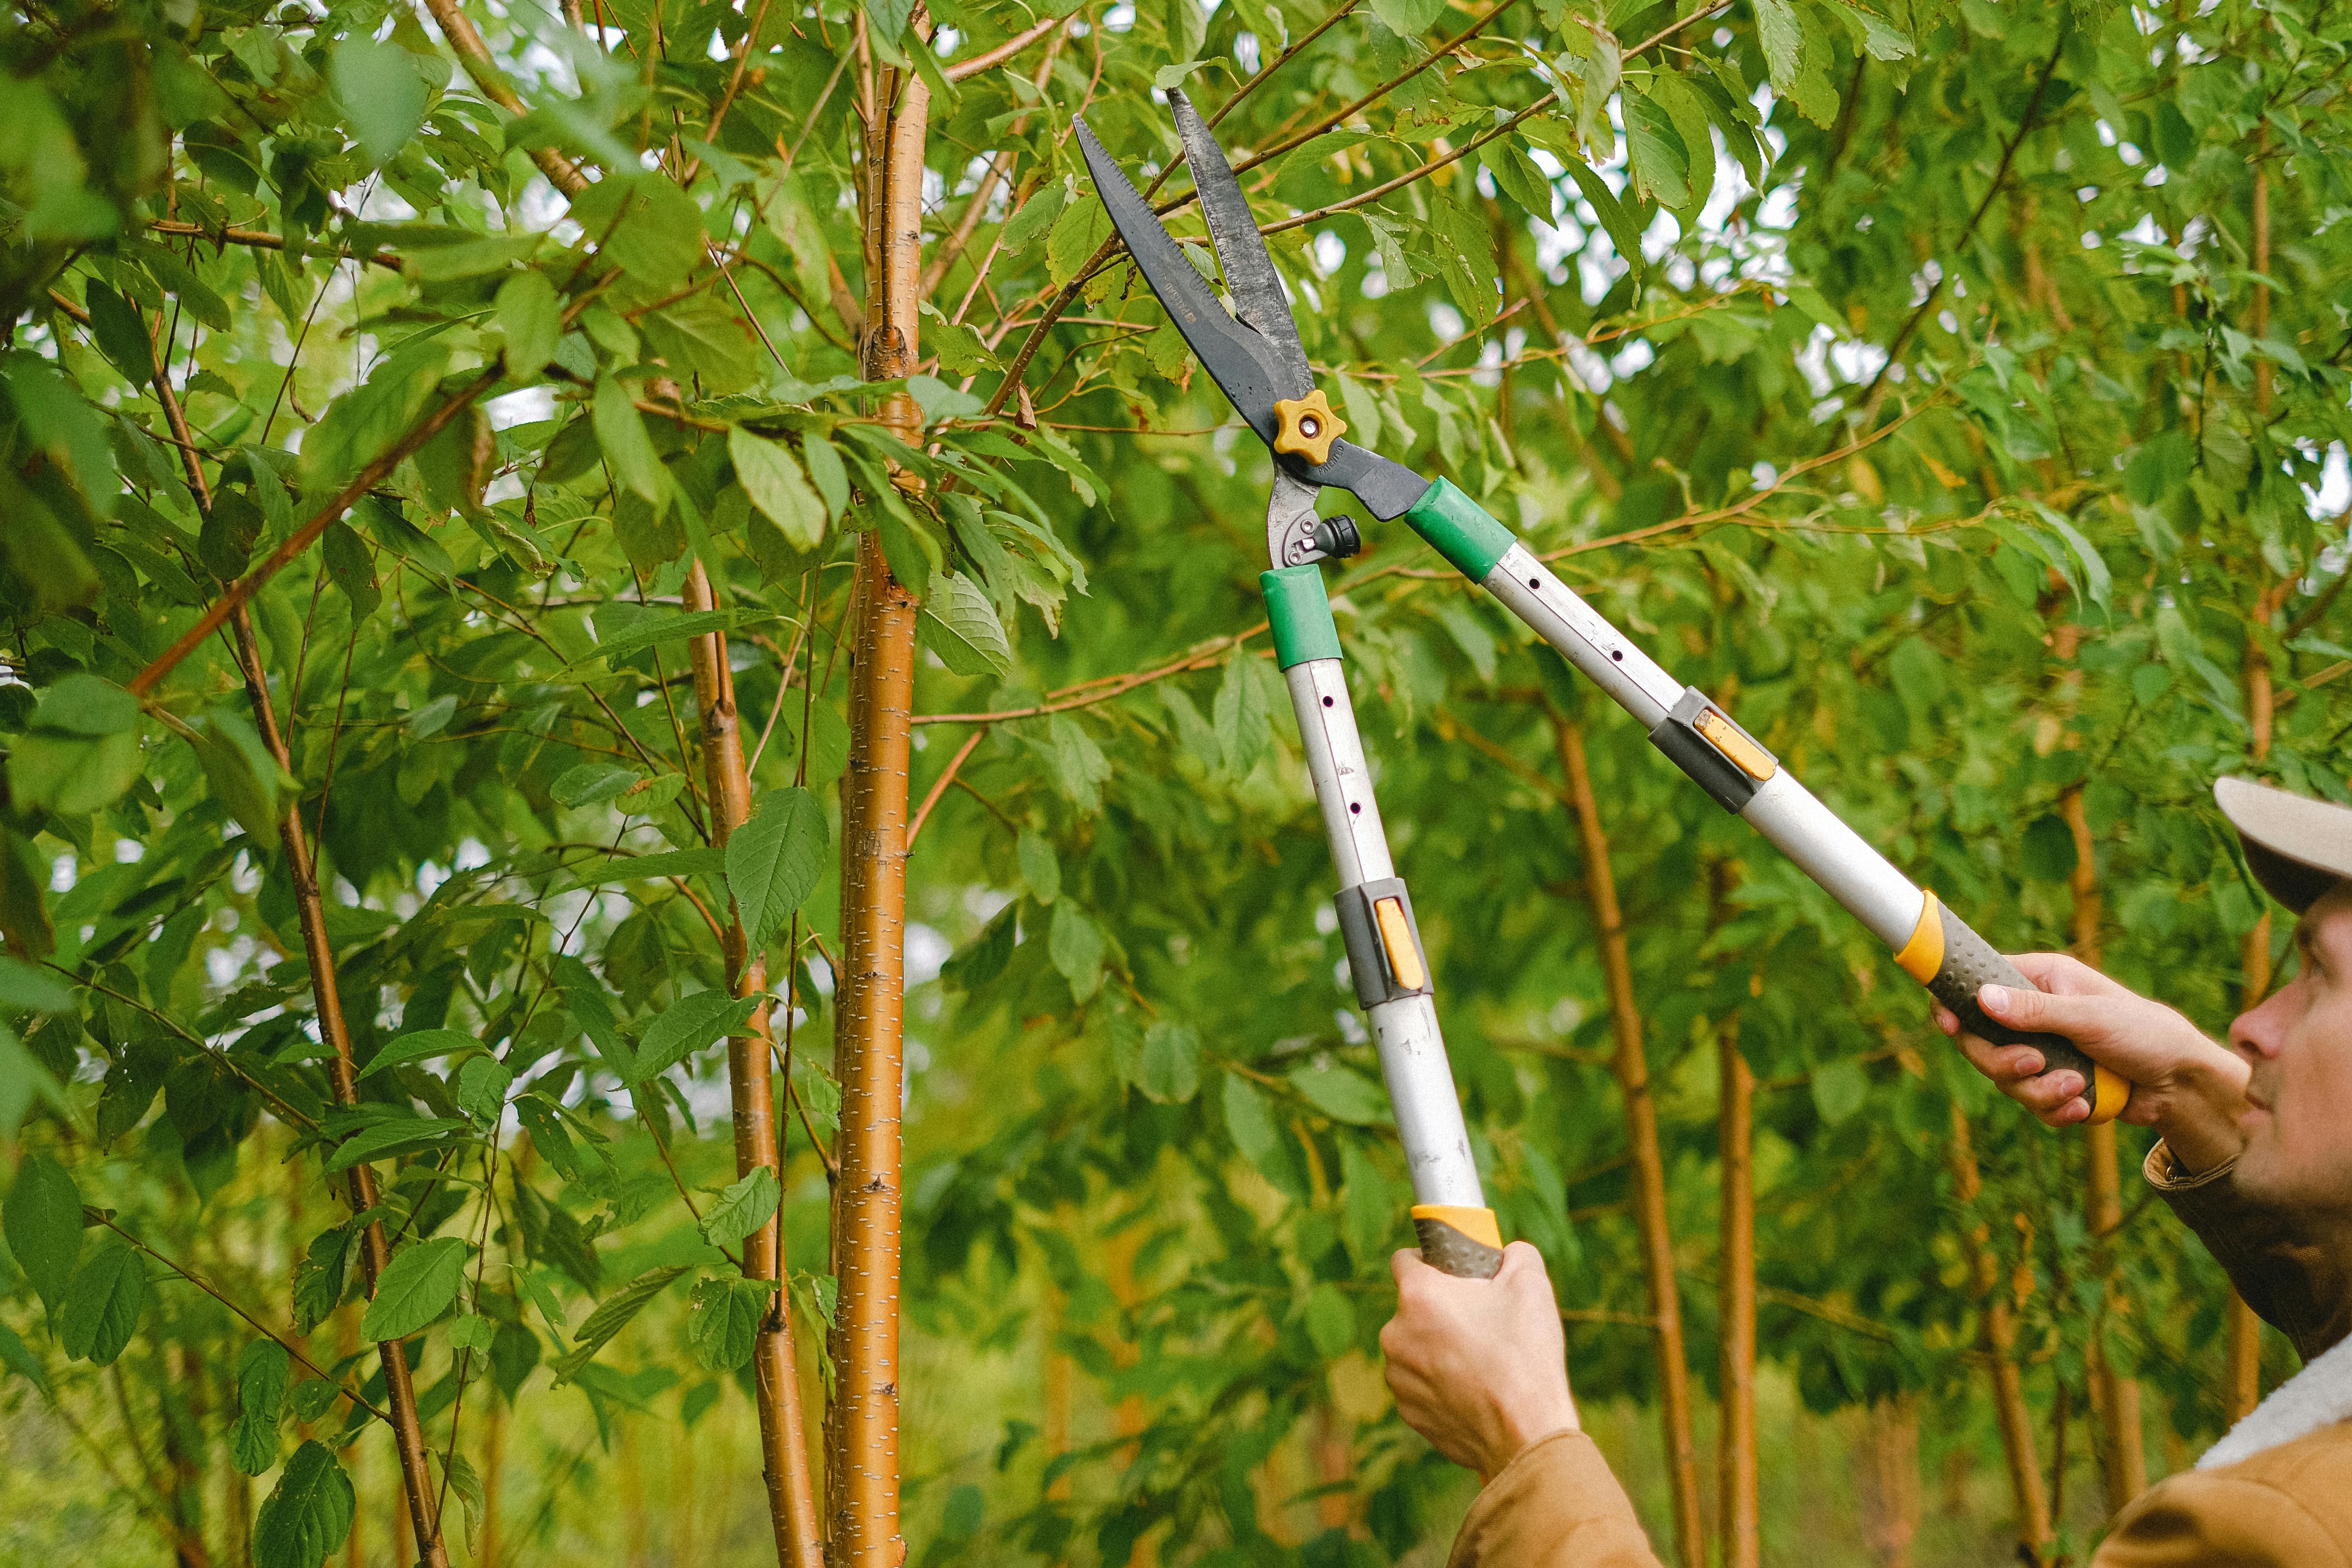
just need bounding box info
[480,1390,506,1568]
[2252,128,2271,420]
[826,20,929,1563]
[2228,595,2283,1421]
[1717,1021,1758,1568]
[164,1343,210,1568]
[682,562,827,1568]
[1855,1396,1922,1568]
[227,608,450,1568]
[1552,712,1704,1567]
[2064,784,2147,1507]
[1949,1105,2052,1558]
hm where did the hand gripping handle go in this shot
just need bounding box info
[1412,1205,1504,1279]
[1898,894,2130,1124]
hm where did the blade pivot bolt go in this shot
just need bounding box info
[1310,514,1362,559]
[1272,389,1346,464]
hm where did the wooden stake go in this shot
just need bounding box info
[1553,712,1704,1567]
[1950,1106,2052,1559]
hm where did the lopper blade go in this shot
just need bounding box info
[1167,88,1313,402]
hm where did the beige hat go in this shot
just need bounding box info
[2215,777,2352,913]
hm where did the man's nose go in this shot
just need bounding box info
[2230,982,2295,1060]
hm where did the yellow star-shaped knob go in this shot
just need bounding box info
[1271,389,1346,466]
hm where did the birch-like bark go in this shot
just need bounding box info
[682,561,826,1568]
[827,26,928,1557]
[1553,713,1704,1567]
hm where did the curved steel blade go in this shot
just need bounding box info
[1168,88,1312,402]
[1073,116,1291,451]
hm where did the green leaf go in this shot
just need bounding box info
[1046,198,1113,288]
[551,763,642,808]
[332,41,429,169]
[2022,814,2080,883]
[1558,158,1646,281]
[799,434,850,521]
[593,375,667,503]
[454,1056,514,1125]
[360,1029,478,1077]
[3,1153,85,1313]
[0,955,74,1012]
[495,270,562,380]
[230,1339,292,1475]
[1340,1142,1395,1268]
[1017,832,1060,905]
[1646,71,1717,216]
[8,729,139,815]
[1305,1282,1354,1358]
[322,1116,473,1174]
[0,1320,51,1396]
[1288,1060,1389,1125]
[726,787,829,950]
[634,990,760,1082]
[83,282,155,387]
[571,173,706,294]
[1623,86,1690,211]
[358,1236,469,1340]
[1048,902,1106,1004]
[1214,649,1271,779]
[686,1275,777,1371]
[699,1166,781,1250]
[253,1441,355,1568]
[1369,0,1445,34]
[917,570,1012,677]
[548,1265,686,1383]
[730,428,827,551]
[1222,1073,1280,1168]
[60,1239,146,1365]
[641,301,759,395]
[999,181,1068,253]
[1810,1057,1869,1126]
[1753,0,1802,92]
[1138,1020,1201,1104]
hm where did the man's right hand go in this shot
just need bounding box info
[1935,951,2250,1172]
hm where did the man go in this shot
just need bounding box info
[1380,778,2352,1565]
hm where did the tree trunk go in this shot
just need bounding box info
[227,608,450,1568]
[826,22,929,1564]
[480,1389,506,1568]
[1855,1396,1922,1568]
[164,1343,210,1568]
[2227,596,2282,1422]
[1552,713,1704,1566]
[2061,784,2147,1508]
[683,562,827,1568]
[1949,1104,2053,1559]
[1717,1021,1758,1568]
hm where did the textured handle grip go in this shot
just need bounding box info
[1925,905,2128,1124]
[1413,1208,1504,1279]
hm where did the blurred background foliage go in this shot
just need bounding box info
[0,0,2347,1562]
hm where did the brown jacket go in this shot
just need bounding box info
[1444,1143,2352,1568]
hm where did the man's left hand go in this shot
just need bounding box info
[1380,1241,1580,1477]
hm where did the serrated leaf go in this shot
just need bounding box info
[699,1166,780,1250]
[231,1339,292,1475]
[593,374,666,504]
[633,990,760,1082]
[3,1153,84,1313]
[917,570,1012,677]
[1046,199,1113,287]
[548,1266,686,1383]
[726,787,828,950]
[571,173,705,294]
[999,180,1068,252]
[332,41,427,169]
[454,1056,514,1124]
[1288,1060,1389,1125]
[1753,0,1802,91]
[359,1029,477,1077]
[686,1274,778,1371]
[358,1236,469,1341]
[495,271,562,380]
[322,1116,472,1173]
[1048,902,1105,1004]
[551,763,642,808]
[60,1239,145,1364]
[253,1441,355,1568]
[1213,649,1272,779]
[730,427,826,551]
[1624,86,1690,211]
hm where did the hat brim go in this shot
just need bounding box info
[2215,777,2352,914]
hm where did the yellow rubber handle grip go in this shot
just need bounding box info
[1412,1205,1503,1279]
[1898,893,2128,1124]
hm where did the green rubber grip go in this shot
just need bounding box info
[1260,565,1341,669]
[1403,477,1516,582]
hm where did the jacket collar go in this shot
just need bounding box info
[2200,1331,2352,1470]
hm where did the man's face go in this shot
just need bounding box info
[2233,882,2352,1210]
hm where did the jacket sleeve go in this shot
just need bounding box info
[2094,1469,2349,1568]
[2145,1142,2349,1362]
[1445,1429,1666,1568]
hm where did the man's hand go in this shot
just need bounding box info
[1380,1242,1579,1477]
[1936,952,2249,1171]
